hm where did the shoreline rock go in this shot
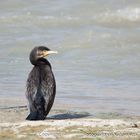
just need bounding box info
[0,107,140,139]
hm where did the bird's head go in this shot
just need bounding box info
[30,46,58,65]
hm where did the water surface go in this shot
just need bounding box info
[0,0,140,116]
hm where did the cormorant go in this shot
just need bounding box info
[26,46,57,120]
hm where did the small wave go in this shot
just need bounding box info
[40,15,79,21]
[0,8,140,28]
[117,8,140,21]
[0,14,80,26]
[98,7,140,22]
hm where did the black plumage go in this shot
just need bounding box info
[26,46,57,120]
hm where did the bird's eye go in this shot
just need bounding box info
[37,51,43,56]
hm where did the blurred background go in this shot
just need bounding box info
[0,0,140,116]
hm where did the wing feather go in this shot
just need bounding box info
[40,66,56,113]
[26,67,40,110]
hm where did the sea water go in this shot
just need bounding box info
[0,0,140,116]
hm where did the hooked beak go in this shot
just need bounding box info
[43,50,58,57]
[47,51,58,55]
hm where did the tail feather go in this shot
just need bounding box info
[26,111,38,120]
[26,111,45,120]
[26,92,46,121]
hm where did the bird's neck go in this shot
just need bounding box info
[31,58,51,68]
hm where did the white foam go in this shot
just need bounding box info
[99,7,140,22]
[116,7,140,21]
[41,15,79,21]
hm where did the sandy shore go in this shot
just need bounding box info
[0,106,140,140]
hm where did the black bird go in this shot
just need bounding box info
[26,46,57,120]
